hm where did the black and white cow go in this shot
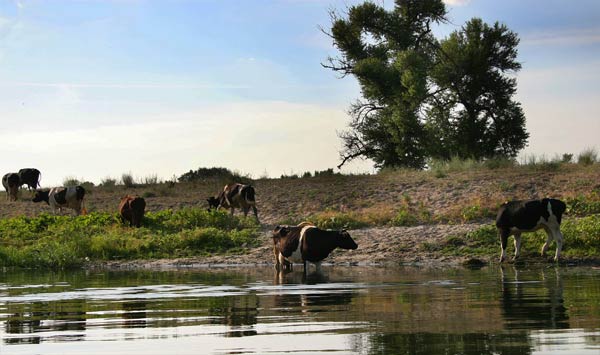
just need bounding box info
[32,186,87,215]
[272,223,358,273]
[207,183,259,221]
[2,173,20,201]
[18,168,41,190]
[496,198,567,262]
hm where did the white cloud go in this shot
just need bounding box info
[522,27,600,46]
[516,62,600,158]
[443,0,471,6]
[0,101,373,185]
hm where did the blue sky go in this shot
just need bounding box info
[0,0,599,185]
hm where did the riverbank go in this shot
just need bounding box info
[1,163,599,269]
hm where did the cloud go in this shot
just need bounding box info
[522,27,600,46]
[443,0,471,6]
[0,101,373,185]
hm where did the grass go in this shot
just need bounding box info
[0,208,260,269]
[439,215,600,260]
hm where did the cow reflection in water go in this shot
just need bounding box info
[208,296,259,337]
[122,301,148,328]
[5,304,86,344]
[272,270,355,315]
[500,265,569,330]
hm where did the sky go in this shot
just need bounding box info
[0,0,598,185]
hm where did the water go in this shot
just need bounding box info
[1,266,599,355]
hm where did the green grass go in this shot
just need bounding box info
[440,215,600,261]
[0,208,260,269]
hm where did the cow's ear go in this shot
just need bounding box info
[280,227,289,236]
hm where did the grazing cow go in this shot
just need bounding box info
[32,186,87,215]
[2,173,20,201]
[18,168,41,190]
[496,198,567,262]
[119,195,146,228]
[207,183,259,221]
[272,222,358,273]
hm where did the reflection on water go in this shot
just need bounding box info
[1,266,599,355]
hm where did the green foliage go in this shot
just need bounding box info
[577,148,598,166]
[178,167,252,185]
[566,193,600,216]
[0,209,260,269]
[327,1,528,168]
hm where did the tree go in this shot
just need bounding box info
[325,0,528,168]
[428,18,529,160]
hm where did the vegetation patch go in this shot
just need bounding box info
[0,209,260,269]
[440,215,600,260]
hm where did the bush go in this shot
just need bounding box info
[121,173,136,187]
[577,148,598,166]
[63,176,81,186]
[100,177,117,187]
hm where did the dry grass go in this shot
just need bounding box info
[2,163,599,226]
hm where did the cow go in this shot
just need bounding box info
[32,186,87,215]
[119,195,146,228]
[2,173,20,201]
[207,183,259,221]
[272,222,358,273]
[272,221,314,271]
[496,198,567,262]
[18,168,41,190]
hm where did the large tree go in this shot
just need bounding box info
[325,0,528,168]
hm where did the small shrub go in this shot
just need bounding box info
[484,157,515,170]
[577,148,598,166]
[142,191,157,198]
[143,174,160,185]
[100,177,117,187]
[121,173,136,188]
[561,153,573,163]
[63,176,81,186]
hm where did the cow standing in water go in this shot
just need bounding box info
[207,183,259,221]
[2,173,20,201]
[32,186,87,215]
[18,168,41,190]
[272,223,358,273]
[119,195,146,228]
[496,198,567,262]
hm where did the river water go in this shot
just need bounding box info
[1,265,599,355]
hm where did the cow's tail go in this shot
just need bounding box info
[243,185,256,204]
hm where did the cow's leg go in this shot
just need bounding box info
[499,228,510,262]
[252,206,259,222]
[513,232,522,260]
[230,207,234,216]
[314,261,322,273]
[303,260,308,275]
[541,228,554,257]
[243,206,250,217]
[551,226,564,261]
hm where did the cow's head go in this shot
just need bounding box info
[32,190,50,204]
[272,225,290,238]
[336,230,358,250]
[206,196,220,211]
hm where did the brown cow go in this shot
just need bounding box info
[272,222,358,273]
[2,173,20,201]
[119,195,146,228]
[207,183,258,221]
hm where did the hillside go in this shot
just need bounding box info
[2,164,599,225]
